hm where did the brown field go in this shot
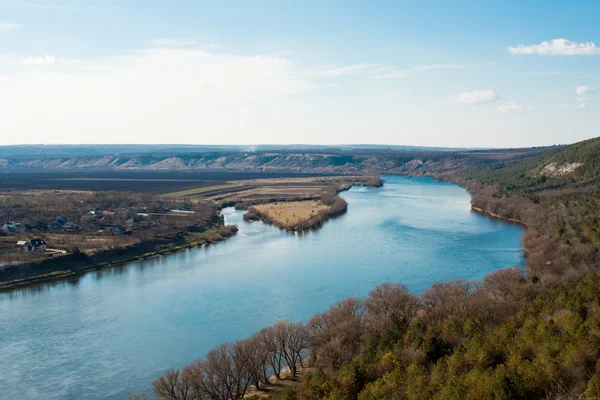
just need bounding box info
[252,201,329,227]
[193,175,379,206]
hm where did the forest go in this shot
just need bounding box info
[147,136,600,400]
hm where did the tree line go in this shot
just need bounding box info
[150,268,549,399]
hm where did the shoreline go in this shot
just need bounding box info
[471,206,529,228]
[0,224,238,291]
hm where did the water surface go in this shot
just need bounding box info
[0,176,524,399]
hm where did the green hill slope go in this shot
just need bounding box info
[461,136,600,196]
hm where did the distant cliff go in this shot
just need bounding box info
[0,147,549,175]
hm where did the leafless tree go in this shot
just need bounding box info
[365,282,420,336]
[239,334,271,390]
[272,320,309,378]
[259,326,285,380]
[152,369,194,400]
[307,298,365,371]
[422,279,474,322]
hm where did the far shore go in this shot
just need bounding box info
[0,224,238,291]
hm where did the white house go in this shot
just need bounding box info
[23,239,47,253]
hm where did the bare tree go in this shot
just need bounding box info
[272,320,309,378]
[421,279,474,322]
[239,334,271,390]
[152,369,194,400]
[365,282,420,336]
[259,326,285,380]
[193,342,250,400]
[307,298,365,371]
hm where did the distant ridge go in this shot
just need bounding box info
[0,144,492,158]
[0,146,549,174]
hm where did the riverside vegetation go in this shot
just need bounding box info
[148,136,600,400]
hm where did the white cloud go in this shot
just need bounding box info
[317,63,382,77]
[19,2,79,10]
[448,90,499,105]
[316,63,406,79]
[576,86,595,96]
[154,38,198,47]
[368,71,406,80]
[0,21,20,29]
[496,102,534,114]
[508,39,600,56]
[413,64,460,71]
[0,48,324,143]
[20,55,56,65]
[60,59,81,65]
[563,100,588,109]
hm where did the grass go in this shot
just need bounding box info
[252,201,329,227]
[163,183,243,197]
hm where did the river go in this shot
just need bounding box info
[0,176,525,399]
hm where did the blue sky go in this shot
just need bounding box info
[1,1,599,147]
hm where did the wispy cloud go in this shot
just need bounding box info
[20,55,56,65]
[316,63,408,80]
[496,102,534,114]
[562,86,595,109]
[413,64,460,71]
[316,61,458,80]
[509,39,600,56]
[448,90,499,105]
[368,71,406,80]
[0,21,20,29]
[576,85,595,96]
[154,38,198,48]
[2,48,325,143]
[317,63,382,77]
[562,103,587,109]
[19,2,79,10]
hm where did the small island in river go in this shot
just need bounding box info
[239,176,382,231]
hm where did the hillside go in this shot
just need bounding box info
[0,147,548,175]
[461,136,600,196]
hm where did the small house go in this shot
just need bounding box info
[24,239,47,253]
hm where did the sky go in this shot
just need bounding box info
[0,0,599,148]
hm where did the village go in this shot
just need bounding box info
[0,189,217,267]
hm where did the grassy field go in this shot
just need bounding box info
[251,201,329,227]
[163,183,243,197]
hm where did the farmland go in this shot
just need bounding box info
[0,170,326,194]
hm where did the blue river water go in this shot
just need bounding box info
[0,176,524,399]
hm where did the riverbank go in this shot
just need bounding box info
[0,224,238,290]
